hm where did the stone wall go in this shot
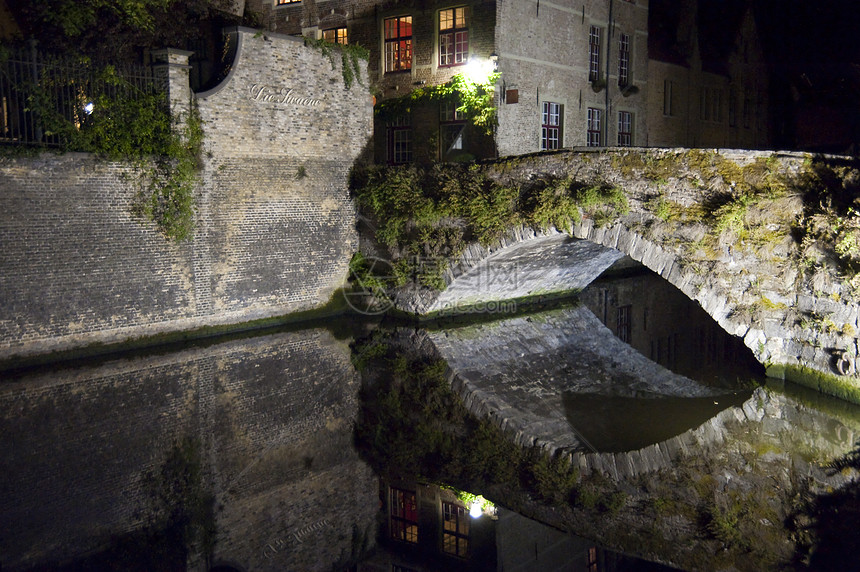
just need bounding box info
[0,327,376,572]
[392,148,860,403]
[0,28,372,360]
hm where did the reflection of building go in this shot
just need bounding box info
[359,480,675,571]
[245,0,650,162]
[582,257,762,384]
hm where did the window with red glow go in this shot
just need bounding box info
[385,16,413,72]
[389,488,418,542]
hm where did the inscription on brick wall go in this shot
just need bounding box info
[248,84,322,106]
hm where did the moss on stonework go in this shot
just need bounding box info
[0,288,355,374]
[768,363,860,405]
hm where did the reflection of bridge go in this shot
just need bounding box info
[396,148,860,403]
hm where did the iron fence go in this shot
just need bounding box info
[0,42,160,147]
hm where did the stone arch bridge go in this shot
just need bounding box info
[388,148,860,404]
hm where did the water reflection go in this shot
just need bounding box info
[1,277,859,570]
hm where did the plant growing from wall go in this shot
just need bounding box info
[350,164,627,289]
[18,63,202,241]
[303,37,369,89]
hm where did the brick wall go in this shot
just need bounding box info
[0,28,372,360]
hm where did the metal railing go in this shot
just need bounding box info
[0,42,160,147]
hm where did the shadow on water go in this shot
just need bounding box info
[562,391,751,453]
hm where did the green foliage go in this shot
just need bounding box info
[303,37,369,89]
[19,61,202,241]
[375,71,501,136]
[133,104,203,241]
[351,165,628,289]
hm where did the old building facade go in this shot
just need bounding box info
[646,0,769,148]
[245,0,772,159]
[246,0,650,161]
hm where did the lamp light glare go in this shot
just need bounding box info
[464,57,494,85]
[469,501,483,518]
[84,102,94,115]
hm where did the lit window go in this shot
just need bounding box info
[589,26,601,82]
[387,115,413,165]
[587,107,602,147]
[617,111,632,146]
[663,79,674,116]
[618,33,630,87]
[442,502,470,558]
[440,98,466,157]
[276,0,300,4]
[439,7,469,67]
[322,27,348,45]
[541,101,562,150]
[385,16,412,72]
[389,488,418,542]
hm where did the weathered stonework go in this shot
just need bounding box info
[0,28,372,361]
[394,148,860,403]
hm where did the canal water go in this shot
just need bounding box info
[1,264,859,571]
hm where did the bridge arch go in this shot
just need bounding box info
[386,148,860,404]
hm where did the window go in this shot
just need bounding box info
[442,502,470,558]
[440,98,466,157]
[322,27,348,45]
[589,26,601,82]
[587,107,602,147]
[587,546,599,572]
[385,16,412,72]
[276,0,300,4]
[618,33,630,87]
[439,7,469,67]
[541,101,562,150]
[617,111,632,146]
[743,89,751,128]
[617,305,631,343]
[663,79,674,116]
[699,88,722,122]
[389,488,418,543]
[387,116,413,165]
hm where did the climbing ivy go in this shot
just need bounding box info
[17,63,202,241]
[375,71,501,136]
[303,37,369,89]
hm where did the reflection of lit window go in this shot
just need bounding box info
[442,502,470,558]
[587,546,598,572]
[385,16,412,72]
[322,27,348,45]
[439,7,469,67]
[390,488,418,543]
[617,304,631,343]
